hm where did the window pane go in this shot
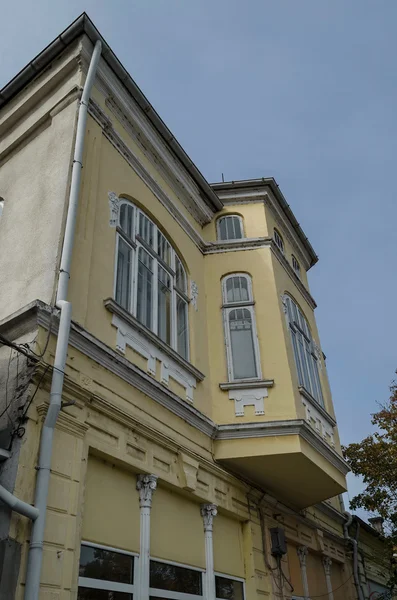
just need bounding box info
[158,266,171,344]
[116,238,132,311]
[150,561,202,595]
[216,577,244,600]
[157,231,171,265]
[119,204,134,238]
[177,295,188,359]
[312,356,324,407]
[229,309,257,379]
[226,277,249,303]
[297,333,310,390]
[219,218,227,240]
[226,217,236,240]
[290,328,304,387]
[78,589,132,600]
[137,248,153,329]
[175,256,187,293]
[79,545,133,584]
[139,212,154,246]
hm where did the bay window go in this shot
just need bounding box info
[115,200,189,360]
[222,274,261,381]
[284,295,324,406]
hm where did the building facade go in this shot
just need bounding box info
[0,13,392,600]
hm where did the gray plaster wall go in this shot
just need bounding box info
[0,41,83,322]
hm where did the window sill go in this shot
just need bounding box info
[104,298,205,382]
[219,379,274,391]
[298,386,336,426]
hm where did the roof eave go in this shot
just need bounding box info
[0,13,223,214]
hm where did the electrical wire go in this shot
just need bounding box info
[307,572,354,598]
[2,348,14,425]
[10,365,50,444]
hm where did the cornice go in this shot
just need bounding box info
[219,380,274,391]
[203,237,272,254]
[36,403,89,438]
[216,420,349,475]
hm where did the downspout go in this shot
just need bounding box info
[343,511,365,600]
[23,39,102,600]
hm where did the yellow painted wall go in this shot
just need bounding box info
[286,543,304,597]
[213,513,245,577]
[306,552,328,598]
[151,485,205,568]
[82,455,140,553]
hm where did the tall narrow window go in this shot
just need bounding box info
[217,215,244,241]
[274,229,284,254]
[222,274,261,381]
[114,200,189,359]
[284,295,324,406]
[292,255,301,278]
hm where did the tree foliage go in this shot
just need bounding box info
[343,382,397,541]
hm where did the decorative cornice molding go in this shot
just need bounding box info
[315,501,346,525]
[36,403,89,438]
[299,387,336,427]
[136,473,158,508]
[200,503,218,531]
[203,237,273,254]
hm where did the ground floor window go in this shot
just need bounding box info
[78,544,245,600]
[78,542,136,599]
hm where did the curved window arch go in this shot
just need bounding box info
[222,274,261,381]
[217,215,244,241]
[273,229,284,254]
[115,199,189,359]
[284,294,323,406]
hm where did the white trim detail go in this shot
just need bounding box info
[108,191,120,226]
[322,556,334,600]
[301,392,335,448]
[228,387,268,417]
[112,313,197,402]
[297,546,310,600]
[137,474,158,600]
[201,504,217,600]
[190,280,199,310]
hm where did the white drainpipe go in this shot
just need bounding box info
[22,39,102,600]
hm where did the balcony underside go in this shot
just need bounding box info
[215,420,348,509]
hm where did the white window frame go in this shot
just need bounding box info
[292,255,301,278]
[215,572,246,600]
[217,215,244,241]
[114,199,190,360]
[284,294,324,407]
[149,556,205,600]
[78,540,139,596]
[274,228,285,254]
[222,274,262,382]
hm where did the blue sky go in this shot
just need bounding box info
[1,1,396,510]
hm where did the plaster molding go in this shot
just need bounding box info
[36,304,216,438]
[297,545,308,566]
[227,387,268,417]
[200,503,218,531]
[177,452,199,492]
[108,191,120,227]
[300,392,335,447]
[322,555,332,575]
[136,473,158,508]
[219,380,274,391]
[190,280,199,311]
[203,237,273,254]
[36,403,89,438]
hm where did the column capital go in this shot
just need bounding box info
[201,503,218,531]
[297,545,308,566]
[137,474,158,508]
[322,555,332,575]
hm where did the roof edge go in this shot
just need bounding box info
[0,13,223,213]
[211,178,318,267]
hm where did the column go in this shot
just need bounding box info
[137,474,158,600]
[201,503,218,600]
[297,546,310,600]
[322,556,334,600]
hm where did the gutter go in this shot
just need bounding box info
[0,13,222,214]
[22,39,103,600]
[344,511,365,600]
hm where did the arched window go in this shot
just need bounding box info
[292,255,301,278]
[0,198,4,219]
[284,295,324,406]
[273,229,284,254]
[217,215,244,241]
[222,274,261,381]
[115,200,189,359]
